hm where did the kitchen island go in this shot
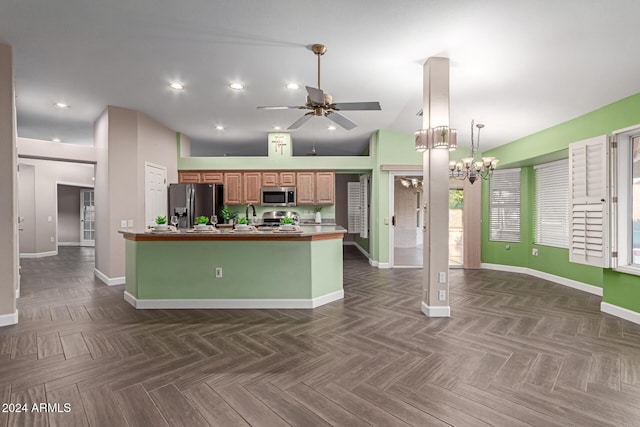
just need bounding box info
[119,226,346,309]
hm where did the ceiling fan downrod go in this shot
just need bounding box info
[311,44,327,89]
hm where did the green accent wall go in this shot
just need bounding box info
[481,92,640,313]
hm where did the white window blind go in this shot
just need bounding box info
[489,168,521,242]
[535,160,569,248]
[359,175,369,238]
[569,135,610,267]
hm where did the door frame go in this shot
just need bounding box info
[55,181,95,249]
[388,170,423,269]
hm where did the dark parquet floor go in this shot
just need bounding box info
[2,246,640,426]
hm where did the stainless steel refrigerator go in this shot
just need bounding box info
[168,183,223,229]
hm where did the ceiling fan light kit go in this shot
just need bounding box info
[257,43,381,130]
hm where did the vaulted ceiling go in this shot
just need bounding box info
[2,0,640,156]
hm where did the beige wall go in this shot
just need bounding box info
[95,107,178,281]
[17,158,94,254]
[18,137,96,163]
[0,44,18,320]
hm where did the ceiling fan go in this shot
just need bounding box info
[257,44,381,130]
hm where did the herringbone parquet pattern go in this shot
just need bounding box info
[2,247,640,426]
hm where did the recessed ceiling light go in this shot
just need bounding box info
[169,82,184,90]
[54,102,70,109]
[273,126,281,130]
[216,125,224,130]
[328,125,337,131]
[286,83,299,90]
[52,138,61,142]
[229,82,244,90]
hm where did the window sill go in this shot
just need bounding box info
[614,265,640,277]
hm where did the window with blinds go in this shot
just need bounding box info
[535,160,569,248]
[489,168,521,242]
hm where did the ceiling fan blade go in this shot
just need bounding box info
[306,86,325,105]
[287,113,313,130]
[332,101,381,111]
[257,106,304,110]
[326,111,357,130]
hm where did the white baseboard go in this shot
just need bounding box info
[16,288,20,298]
[421,302,450,318]
[20,250,58,259]
[94,268,125,286]
[123,290,344,310]
[58,242,80,246]
[601,302,640,326]
[0,310,18,327]
[481,263,603,296]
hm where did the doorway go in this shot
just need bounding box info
[389,172,467,268]
[449,188,464,267]
[392,175,424,267]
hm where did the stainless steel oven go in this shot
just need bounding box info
[261,187,296,207]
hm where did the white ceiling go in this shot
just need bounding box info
[2,0,640,156]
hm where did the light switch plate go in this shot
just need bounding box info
[438,272,446,283]
[438,290,446,301]
[121,220,127,228]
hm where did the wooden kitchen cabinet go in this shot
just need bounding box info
[262,171,296,187]
[201,171,223,184]
[243,172,261,204]
[296,172,316,205]
[315,171,335,204]
[224,172,243,205]
[178,171,201,183]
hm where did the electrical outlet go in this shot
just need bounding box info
[532,248,539,256]
[50,237,54,243]
[47,216,52,222]
[215,267,223,278]
[438,272,446,283]
[121,220,127,228]
[127,220,134,227]
[438,290,446,301]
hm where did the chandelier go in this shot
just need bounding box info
[449,120,498,184]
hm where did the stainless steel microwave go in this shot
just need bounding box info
[261,187,296,207]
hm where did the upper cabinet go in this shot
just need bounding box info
[223,172,243,205]
[262,171,296,187]
[180,169,334,205]
[296,171,334,205]
[178,171,201,183]
[244,172,261,204]
[315,171,335,205]
[296,172,315,205]
[201,171,223,184]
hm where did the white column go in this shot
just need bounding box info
[421,58,451,317]
[0,44,19,326]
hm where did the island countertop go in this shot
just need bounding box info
[119,225,347,241]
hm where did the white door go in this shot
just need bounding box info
[145,163,167,227]
[80,189,95,247]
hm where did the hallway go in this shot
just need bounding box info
[2,247,640,426]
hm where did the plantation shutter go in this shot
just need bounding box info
[359,175,369,238]
[489,168,521,242]
[569,135,609,267]
[347,182,361,234]
[535,160,569,248]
